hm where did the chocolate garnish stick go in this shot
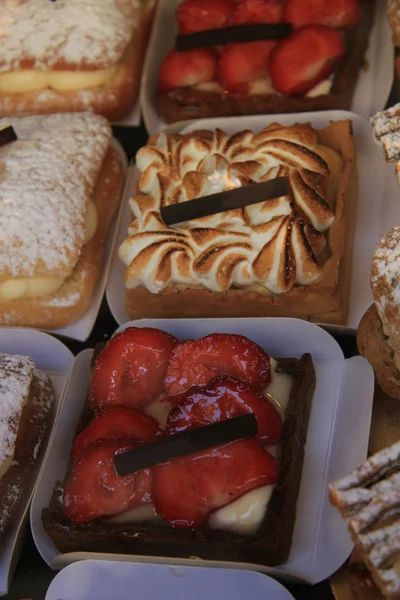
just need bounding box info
[160,177,290,226]
[114,413,258,476]
[0,126,17,148]
[176,23,293,52]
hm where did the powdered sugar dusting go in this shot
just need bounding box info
[0,0,141,71]
[0,354,34,473]
[0,482,22,536]
[371,227,400,315]
[0,112,111,279]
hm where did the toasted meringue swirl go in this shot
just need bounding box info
[119,125,338,294]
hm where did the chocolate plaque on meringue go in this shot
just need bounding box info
[0,126,17,148]
[176,23,293,52]
[160,177,290,226]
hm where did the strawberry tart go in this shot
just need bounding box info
[42,326,315,566]
[155,0,375,123]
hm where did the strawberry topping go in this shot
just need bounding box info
[89,327,179,412]
[284,0,361,29]
[177,0,235,34]
[153,439,277,527]
[218,41,276,94]
[158,48,218,92]
[230,0,284,25]
[167,376,282,444]
[164,333,271,400]
[64,439,152,524]
[72,408,163,463]
[269,25,345,96]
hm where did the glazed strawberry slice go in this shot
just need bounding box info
[164,333,271,400]
[269,25,345,96]
[158,48,218,92]
[89,327,178,412]
[230,0,284,25]
[72,408,163,463]
[166,376,282,444]
[284,0,361,29]
[177,0,235,34]
[64,439,152,524]
[219,41,276,94]
[153,439,277,527]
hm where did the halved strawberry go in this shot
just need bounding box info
[64,439,152,524]
[166,376,282,444]
[158,48,218,92]
[230,0,284,25]
[284,0,361,29]
[89,327,179,412]
[164,333,271,400]
[269,25,345,96]
[219,41,276,94]
[177,0,235,34]
[72,408,163,463]
[153,439,277,527]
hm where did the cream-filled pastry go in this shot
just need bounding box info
[0,112,125,329]
[0,0,155,120]
[119,121,356,324]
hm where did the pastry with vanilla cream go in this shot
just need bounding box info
[0,353,54,542]
[0,112,125,329]
[0,0,155,121]
[119,121,357,324]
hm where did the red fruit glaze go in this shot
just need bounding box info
[177,0,235,34]
[158,48,218,92]
[153,439,277,527]
[166,376,282,444]
[64,439,152,524]
[284,0,361,29]
[72,408,163,463]
[269,25,345,96]
[89,327,178,412]
[230,0,283,25]
[164,333,271,401]
[219,41,276,94]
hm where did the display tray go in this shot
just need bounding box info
[44,560,295,600]
[106,110,395,331]
[141,0,393,135]
[31,318,374,585]
[0,328,74,597]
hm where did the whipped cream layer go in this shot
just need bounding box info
[107,358,292,536]
[119,125,338,294]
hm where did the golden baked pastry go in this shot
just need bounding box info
[0,353,54,542]
[119,121,357,324]
[0,112,125,329]
[0,0,155,120]
[387,0,400,48]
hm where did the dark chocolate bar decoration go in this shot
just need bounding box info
[160,177,290,226]
[114,413,258,477]
[176,23,293,51]
[0,126,17,148]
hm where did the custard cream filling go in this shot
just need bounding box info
[0,65,120,93]
[0,200,97,302]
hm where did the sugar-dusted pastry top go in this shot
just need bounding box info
[0,0,141,72]
[0,112,111,281]
[0,354,34,478]
[119,124,338,294]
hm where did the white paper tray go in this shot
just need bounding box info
[141,0,393,136]
[38,138,128,342]
[0,328,74,597]
[106,110,395,331]
[31,318,374,585]
[45,560,295,600]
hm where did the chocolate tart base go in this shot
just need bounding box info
[42,353,315,567]
[155,0,375,123]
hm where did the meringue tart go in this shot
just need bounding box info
[0,0,155,121]
[0,112,125,329]
[119,120,357,325]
